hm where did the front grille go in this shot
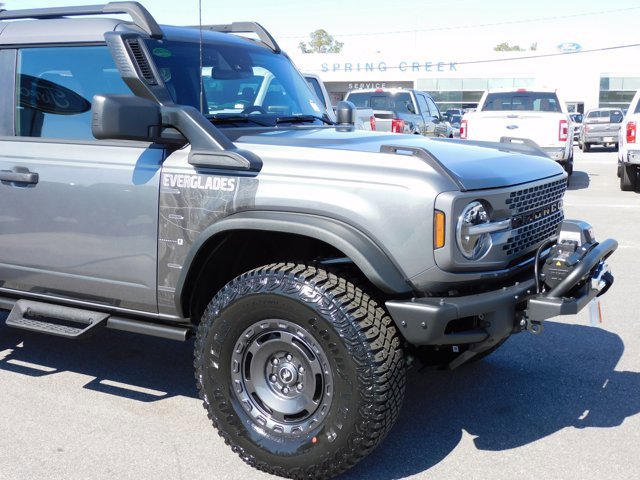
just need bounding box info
[504,210,563,256]
[503,177,567,256]
[505,177,567,214]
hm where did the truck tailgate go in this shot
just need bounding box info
[467,112,565,148]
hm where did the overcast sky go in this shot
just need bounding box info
[4,0,640,56]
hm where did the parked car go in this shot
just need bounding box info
[445,108,464,119]
[344,88,449,137]
[448,113,463,137]
[570,112,583,142]
[579,108,624,152]
[460,88,574,175]
[0,4,619,479]
[303,73,375,130]
[617,90,640,190]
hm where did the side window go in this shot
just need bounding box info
[16,46,132,140]
[305,77,326,109]
[425,96,440,119]
[416,94,430,117]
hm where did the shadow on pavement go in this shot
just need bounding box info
[343,321,639,479]
[567,170,590,190]
[0,314,197,401]
[1,316,637,479]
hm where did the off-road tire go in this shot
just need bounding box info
[194,263,405,479]
[620,164,637,191]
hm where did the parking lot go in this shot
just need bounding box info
[1,146,639,480]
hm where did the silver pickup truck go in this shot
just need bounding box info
[0,3,617,479]
[579,107,624,152]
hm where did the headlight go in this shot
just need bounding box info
[457,201,492,260]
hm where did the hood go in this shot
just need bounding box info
[230,128,564,191]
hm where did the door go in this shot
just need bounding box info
[0,45,162,313]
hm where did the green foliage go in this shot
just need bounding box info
[299,29,344,54]
[494,42,525,51]
[494,41,538,52]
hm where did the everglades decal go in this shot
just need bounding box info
[162,173,236,192]
[157,171,258,313]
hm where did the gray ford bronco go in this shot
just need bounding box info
[0,3,617,479]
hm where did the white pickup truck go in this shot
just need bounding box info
[617,89,640,191]
[461,88,574,175]
[303,73,376,130]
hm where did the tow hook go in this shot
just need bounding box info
[591,261,613,296]
[515,311,543,335]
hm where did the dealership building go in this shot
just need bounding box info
[291,43,640,114]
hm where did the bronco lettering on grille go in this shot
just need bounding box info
[511,200,563,228]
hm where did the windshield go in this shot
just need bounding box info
[482,92,561,112]
[347,91,414,113]
[144,38,329,125]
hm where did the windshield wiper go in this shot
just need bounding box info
[275,114,335,125]
[206,114,273,127]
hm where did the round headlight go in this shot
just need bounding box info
[457,201,492,260]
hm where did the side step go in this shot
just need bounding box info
[6,300,109,339]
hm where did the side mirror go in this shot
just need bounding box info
[335,100,356,127]
[92,94,162,142]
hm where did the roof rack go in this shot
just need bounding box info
[197,22,281,53]
[0,1,163,38]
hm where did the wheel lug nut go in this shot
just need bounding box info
[298,366,304,374]
[271,358,279,365]
[282,387,290,394]
[269,374,277,383]
[296,383,303,391]
[286,354,293,361]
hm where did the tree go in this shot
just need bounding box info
[493,42,525,52]
[298,29,344,54]
[494,42,538,52]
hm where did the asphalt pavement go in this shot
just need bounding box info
[1,146,638,480]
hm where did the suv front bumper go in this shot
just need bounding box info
[386,238,617,346]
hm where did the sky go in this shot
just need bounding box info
[3,0,640,57]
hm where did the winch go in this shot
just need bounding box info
[534,219,615,302]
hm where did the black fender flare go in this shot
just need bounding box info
[174,211,412,314]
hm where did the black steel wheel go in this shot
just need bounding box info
[194,263,405,479]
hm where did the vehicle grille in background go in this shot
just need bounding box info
[503,177,567,256]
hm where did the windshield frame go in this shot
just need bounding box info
[143,33,332,127]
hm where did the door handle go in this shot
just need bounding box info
[0,169,39,184]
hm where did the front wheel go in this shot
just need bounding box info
[194,263,405,479]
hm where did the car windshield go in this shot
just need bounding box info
[482,92,561,112]
[585,110,624,123]
[144,38,330,126]
[347,91,414,113]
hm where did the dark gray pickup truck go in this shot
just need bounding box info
[345,87,450,137]
[0,3,617,479]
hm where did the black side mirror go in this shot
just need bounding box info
[92,94,162,141]
[335,100,356,127]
